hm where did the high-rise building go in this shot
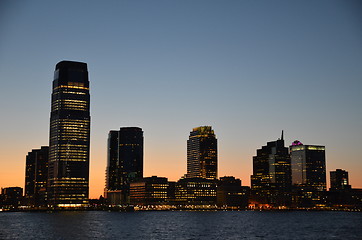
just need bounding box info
[187,126,217,180]
[106,131,120,191]
[289,141,327,207]
[251,132,291,205]
[48,61,90,208]
[25,146,49,207]
[105,127,143,204]
[330,169,351,191]
[289,141,326,191]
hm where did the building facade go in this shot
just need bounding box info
[1,187,23,209]
[327,169,360,208]
[105,127,144,204]
[251,132,291,206]
[217,176,250,209]
[25,146,49,207]
[289,141,326,191]
[130,176,169,206]
[48,61,90,208]
[187,126,217,180]
[174,177,217,207]
[330,169,351,191]
[289,141,327,207]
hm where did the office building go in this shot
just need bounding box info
[289,141,327,207]
[217,176,250,209]
[187,126,217,180]
[106,131,121,192]
[250,132,291,206]
[130,176,169,206]
[25,146,49,207]
[1,187,23,208]
[289,140,326,191]
[48,61,90,208]
[105,127,143,204]
[330,169,351,191]
[327,170,361,208]
[174,177,217,207]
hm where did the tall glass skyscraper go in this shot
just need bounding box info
[105,127,143,204]
[289,141,326,191]
[48,61,90,208]
[187,126,217,180]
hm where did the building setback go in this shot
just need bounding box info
[25,146,49,207]
[187,126,217,180]
[48,61,90,208]
[105,127,143,204]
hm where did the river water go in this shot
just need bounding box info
[0,211,361,239]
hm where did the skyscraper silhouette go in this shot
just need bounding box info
[25,146,49,207]
[187,126,217,180]
[105,127,143,204]
[251,132,291,206]
[48,61,90,208]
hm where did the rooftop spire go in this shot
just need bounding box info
[281,130,284,141]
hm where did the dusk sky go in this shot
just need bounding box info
[0,0,361,198]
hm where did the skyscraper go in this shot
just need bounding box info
[289,141,326,191]
[330,169,351,191]
[105,127,144,204]
[187,126,217,180]
[48,61,90,208]
[251,132,291,205]
[25,146,49,207]
[106,131,120,191]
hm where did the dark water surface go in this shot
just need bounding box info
[0,211,361,239]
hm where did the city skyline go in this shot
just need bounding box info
[0,1,361,199]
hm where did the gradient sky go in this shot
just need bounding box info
[0,0,361,198]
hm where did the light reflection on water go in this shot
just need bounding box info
[0,211,361,239]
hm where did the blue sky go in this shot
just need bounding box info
[0,0,361,197]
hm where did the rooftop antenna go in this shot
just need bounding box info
[281,130,284,141]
